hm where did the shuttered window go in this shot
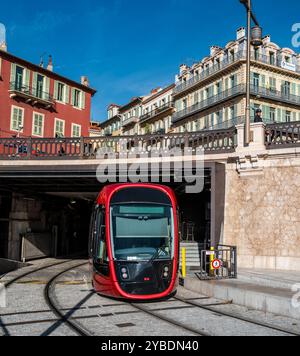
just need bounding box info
[54,119,65,138]
[11,106,24,132]
[32,113,44,137]
[72,124,81,137]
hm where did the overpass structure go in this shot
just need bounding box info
[0,121,299,271]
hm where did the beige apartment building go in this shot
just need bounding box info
[172,27,300,133]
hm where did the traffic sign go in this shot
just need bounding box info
[211,259,222,270]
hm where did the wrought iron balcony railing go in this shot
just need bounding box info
[174,50,300,95]
[140,102,174,124]
[9,82,54,104]
[122,116,140,128]
[173,84,245,123]
[173,84,300,123]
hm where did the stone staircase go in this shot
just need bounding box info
[179,242,202,271]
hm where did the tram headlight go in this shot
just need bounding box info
[120,267,129,280]
[163,266,170,279]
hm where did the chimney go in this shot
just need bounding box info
[237,27,246,40]
[150,87,162,95]
[0,41,7,52]
[263,35,271,44]
[210,46,221,57]
[47,55,53,71]
[0,23,7,52]
[180,64,189,75]
[81,76,90,87]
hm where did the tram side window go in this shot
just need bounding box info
[93,207,109,276]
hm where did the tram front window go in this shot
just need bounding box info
[110,204,174,262]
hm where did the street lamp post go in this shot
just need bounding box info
[239,0,263,146]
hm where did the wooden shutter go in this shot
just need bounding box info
[10,63,16,87]
[80,92,86,109]
[261,74,266,88]
[54,81,58,100]
[277,108,282,122]
[44,77,50,100]
[32,73,38,94]
[24,69,30,88]
[65,85,70,104]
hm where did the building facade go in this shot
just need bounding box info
[172,28,300,133]
[0,49,96,138]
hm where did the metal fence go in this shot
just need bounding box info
[197,245,237,280]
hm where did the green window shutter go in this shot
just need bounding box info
[261,75,266,88]
[225,78,229,91]
[54,81,58,100]
[291,83,297,95]
[44,77,50,100]
[10,63,16,87]
[250,72,254,85]
[65,85,70,104]
[71,88,75,106]
[32,73,37,94]
[292,112,297,122]
[297,84,300,96]
[277,108,282,122]
[24,69,30,88]
[80,92,86,109]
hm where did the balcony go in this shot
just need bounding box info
[140,102,174,124]
[122,116,139,128]
[173,84,300,124]
[174,51,300,96]
[9,82,55,110]
[173,84,245,123]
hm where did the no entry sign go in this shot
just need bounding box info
[211,259,222,270]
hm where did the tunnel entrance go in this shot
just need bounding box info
[0,162,225,262]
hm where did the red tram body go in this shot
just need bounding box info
[89,184,179,301]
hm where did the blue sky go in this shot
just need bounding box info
[1,0,300,121]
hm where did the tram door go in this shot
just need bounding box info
[90,206,110,277]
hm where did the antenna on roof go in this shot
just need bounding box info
[39,52,46,67]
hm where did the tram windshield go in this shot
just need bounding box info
[110,204,174,262]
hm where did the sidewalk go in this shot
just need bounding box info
[182,268,300,320]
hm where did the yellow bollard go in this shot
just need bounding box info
[210,246,215,271]
[181,247,186,278]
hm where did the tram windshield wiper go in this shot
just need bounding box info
[148,242,171,264]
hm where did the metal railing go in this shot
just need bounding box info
[9,81,53,103]
[265,121,300,149]
[122,116,139,128]
[0,128,237,160]
[197,245,237,280]
[174,50,300,95]
[173,84,300,123]
[173,84,245,123]
[140,102,174,123]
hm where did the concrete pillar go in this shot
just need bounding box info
[236,122,266,153]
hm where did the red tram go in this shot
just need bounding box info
[89,184,179,300]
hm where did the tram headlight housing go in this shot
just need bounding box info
[162,265,170,279]
[120,267,129,280]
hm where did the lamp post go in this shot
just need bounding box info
[239,0,263,146]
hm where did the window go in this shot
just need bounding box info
[11,106,24,132]
[32,113,44,137]
[283,81,290,96]
[72,124,81,137]
[270,107,276,123]
[54,119,65,138]
[15,66,24,90]
[253,73,260,88]
[285,111,291,123]
[56,82,65,102]
[269,52,275,65]
[254,48,259,61]
[36,74,44,99]
[269,78,276,92]
[73,89,80,108]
